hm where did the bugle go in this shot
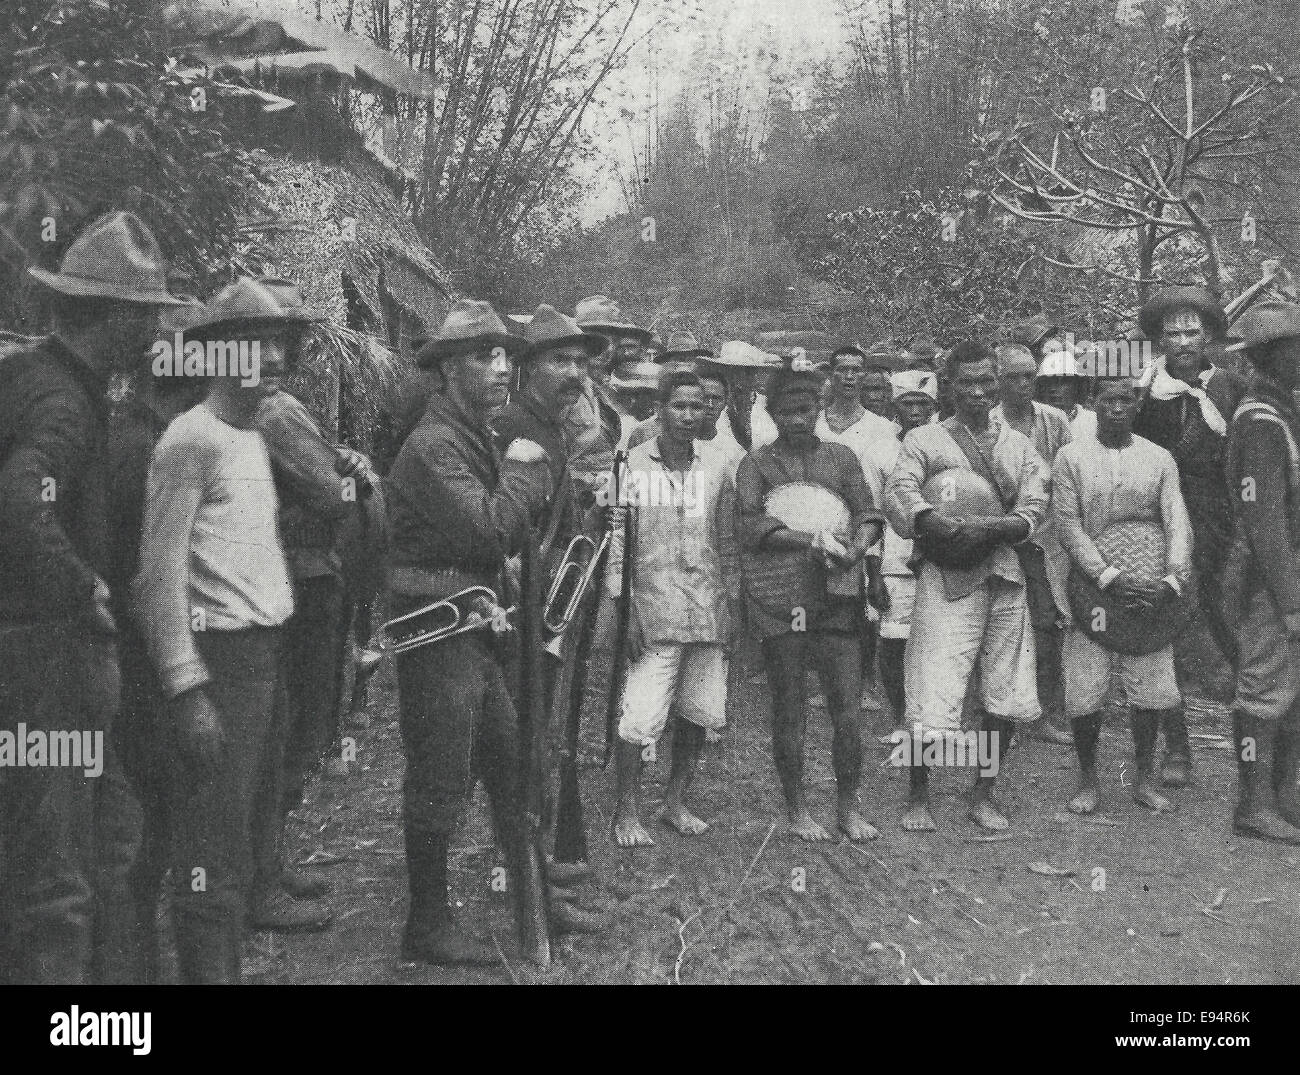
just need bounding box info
[364,585,512,657]
[541,532,610,638]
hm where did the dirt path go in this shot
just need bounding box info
[258,662,1300,985]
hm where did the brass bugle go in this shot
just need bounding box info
[367,585,513,657]
[541,533,609,637]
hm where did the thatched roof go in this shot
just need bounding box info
[238,145,452,339]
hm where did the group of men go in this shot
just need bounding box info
[4,210,1300,982]
[1,213,379,983]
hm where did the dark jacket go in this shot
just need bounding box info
[0,335,109,623]
[1225,372,1300,624]
[492,392,583,552]
[386,390,550,599]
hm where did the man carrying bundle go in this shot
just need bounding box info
[884,340,1049,832]
[736,358,884,842]
[1052,377,1193,816]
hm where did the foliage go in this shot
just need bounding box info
[0,0,262,322]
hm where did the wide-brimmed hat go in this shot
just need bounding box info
[412,299,525,367]
[700,340,776,371]
[29,211,188,306]
[1225,301,1300,357]
[655,330,713,363]
[158,295,206,335]
[609,360,661,392]
[186,278,324,338]
[574,295,651,343]
[1139,286,1227,341]
[525,304,608,359]
[253,276,328,322]
[891,368,939,400]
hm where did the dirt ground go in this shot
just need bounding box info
[253,621,1300,986]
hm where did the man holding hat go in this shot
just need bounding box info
[0,211,186,983]
[386,299,554,963]
[736,359,885,842]
[1223,301,1300,845]
[1133,286,1246,784]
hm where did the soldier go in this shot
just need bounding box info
[244,276,383,929]
[1133,287,1246,785]
[493,305,609,927]
[385,300,553,963]
[133,279,309,981]
[0,212,186,983]
[885,340,1050,832]
[1223,302,1300,845]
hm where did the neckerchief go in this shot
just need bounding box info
[1140,355,1227,435]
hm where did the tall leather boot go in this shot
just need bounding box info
[1234,711,1300,845]
[174,916,240,985]
[1132,709,1174,812]
[401,828,495,966]
[1272,708,1300,828]
[1159,708,1192,788]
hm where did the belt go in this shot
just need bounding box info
[388,564,493,600]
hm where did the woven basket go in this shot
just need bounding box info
[1067,519,1196,655]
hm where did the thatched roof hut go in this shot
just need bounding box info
[235,134,453,450]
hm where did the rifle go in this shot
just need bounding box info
[604,453,635,766]
[550,452,626,863]
[517,521,551,966]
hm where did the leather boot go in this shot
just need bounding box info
[280,868,331,900]
[1159,708,1193,788]
[401,829,496,966]
[175,918,240,985]
[1272,709,1300,827]
[1234,711,1300,844]
[247,890,332,932]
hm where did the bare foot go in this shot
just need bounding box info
[660,803,709,836]
[789,809,833,842]
[901,803,937,831]
[968,797,1009,831]
[1068,782,1099,815]
[838,808,879,841]
[613,816,655,847]
[1132,777,1175,813]
[704,728,721,744]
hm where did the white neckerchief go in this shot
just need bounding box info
[1140,355,1226,435]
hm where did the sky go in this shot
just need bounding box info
[580,0,855,224]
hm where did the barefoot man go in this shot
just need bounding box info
[884,340,1049,832]
[609,369,739,846]
[1052,377,1192,815]
[736,359,885,841]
